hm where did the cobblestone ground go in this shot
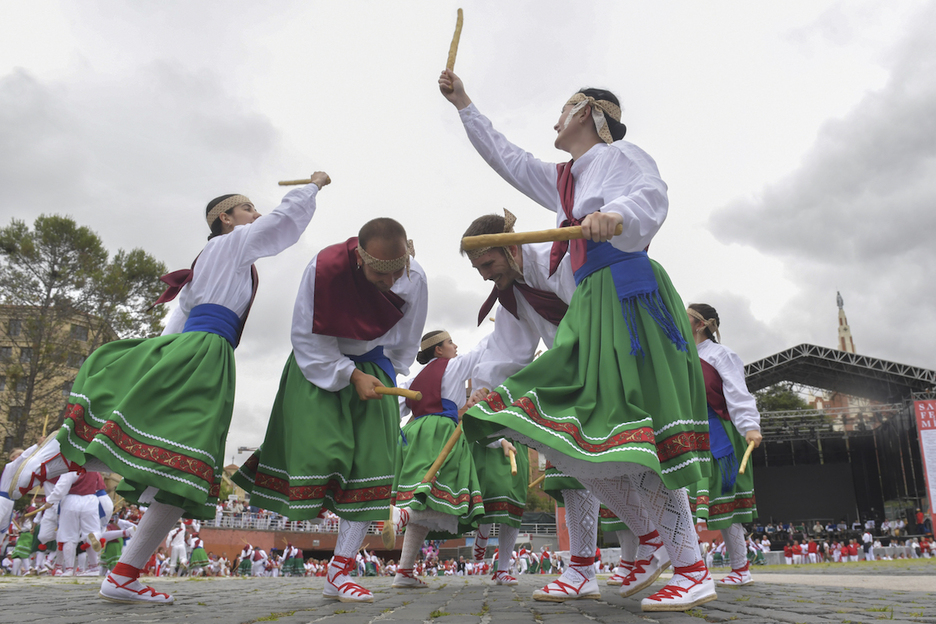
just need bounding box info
[0,560,934,624]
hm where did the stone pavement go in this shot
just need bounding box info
[0,561,934,624]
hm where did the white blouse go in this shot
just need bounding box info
[400,343,487,418]
[696,339,761,434]
[163,184,321,335]
[291,256,428,392]
[470,242,576,392]
[459,103,669,253]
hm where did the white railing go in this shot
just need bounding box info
[203,511,557,537]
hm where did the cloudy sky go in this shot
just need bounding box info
[2,1,933,465]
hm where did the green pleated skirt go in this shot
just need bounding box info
[687,418,757,530]
[233,353,399,522]
[392,416,485,533]
[57,331,235,519]
[464,261,710,490]
[469,441,529,528]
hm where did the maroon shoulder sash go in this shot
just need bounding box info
[312,237,405,340]
[406,358,449,418]
[477,282,568,326]
[700,359,729,420]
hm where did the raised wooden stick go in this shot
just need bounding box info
[422,423,463,483]
[375,387,422,401]
[278,175,331,187]
[461,223,623,250]
[528,474,545,489]
[446,8,464,72]
[737,440,756,475]
[509,449,517,476]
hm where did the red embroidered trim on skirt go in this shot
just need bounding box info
[253,471,391,504]
[66,403,215,487]
[709,496,756,517]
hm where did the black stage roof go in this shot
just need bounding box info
[744,343,936,404]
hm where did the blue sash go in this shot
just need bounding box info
[416,398,460,427]
[183,303,241,349]
[708,406,738,493]
[573,242,687,357]
[346,346,396,385]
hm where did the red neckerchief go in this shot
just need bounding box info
[477,280,568,327]
[548,161,587,276]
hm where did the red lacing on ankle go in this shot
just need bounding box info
[733,561,750,573]
[570,555,594,567]
[638,530,662,545]
[493,571,515,581]
[112,562,141,580]
[645,560,708,602]
[397,567,416,578]
[106,573,171,599]
[327,555,354,580]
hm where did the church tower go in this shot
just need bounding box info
[837,291,856,354]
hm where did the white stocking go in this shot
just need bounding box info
[399,524,431,569]
[62,541,77,573]
[580,471,701,569]
[334,518,369,559]
[12,559,22,576]
[498,524,519,573]
[562,489,599,561]
[118,501,184,569]
[617,529,638,562]
[474,523,491,561]
[86,546,99,569]
[722,523,747,570]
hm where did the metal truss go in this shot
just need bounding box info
[759,402,904,442]
[744,344,936,404]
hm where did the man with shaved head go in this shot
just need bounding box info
[235,218,427,604]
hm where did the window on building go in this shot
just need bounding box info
[0,346,11,362]
[67,353,87,368]
[8,319,22,337]
[15,378,27,393]
[9,406,23,423]
[62,379,73,397]
[71,324,89,341]
[0,376,5,392]
[19,347,32,364]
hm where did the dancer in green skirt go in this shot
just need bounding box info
[390,330,486,588]
[440,69,716,612]
[5,173,331,604]
[234,218,428,604]
[686,303,762,587]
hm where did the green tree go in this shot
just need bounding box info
[754,383,810,412]
[0,215,167,455]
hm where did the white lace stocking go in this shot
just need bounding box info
[562,489,599,559]
[474,524,491,561]
[722,523,747,569]
[334,519,370,559]
[119,501,184,569]
[498,524,519,572]
[580,471,701,569]
[399,524,431,569]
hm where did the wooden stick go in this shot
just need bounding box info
[23,503,51,519]
[446,8,464,72]
[528,474,545,489]
[278,175,331,187]
[375,387,422,401]
[461,223,623,250]
[737,440,756,475]
[421,423,463,483]
[509,449,517,476]
[381,502,396,550]
[41,411,50,438]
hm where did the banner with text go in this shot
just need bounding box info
[914,400,936,534]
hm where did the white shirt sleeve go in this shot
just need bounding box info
[382,270,429,380]
[600,144,669,253]
[712,345,761,434]
[470,304,541,391]
[459,104,559,212]
[46,472,79,504]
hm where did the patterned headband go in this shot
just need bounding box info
[564,93,622,144]
[687,307,721,344]
[420,330,451,351]
[206,195,252,228]
[358,239,416,278]
[464,208,518,261]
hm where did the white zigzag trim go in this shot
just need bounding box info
[480,494,525,506]
[654,419,708,436]
[257,463,393,484]
[424,494,471,513]
[660,456,710,474]
[113,410,216,464]
[398,481,471,497]
[248,487,390,514]
[60,424,210,496]
[68,391,216,464]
